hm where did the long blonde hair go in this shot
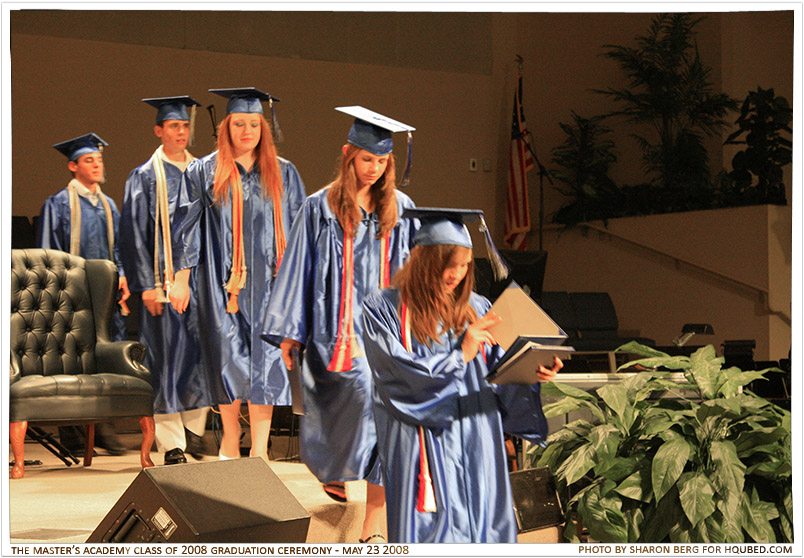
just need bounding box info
[393,244,477,345]
[326,144,398,238]
[212,113,283,206]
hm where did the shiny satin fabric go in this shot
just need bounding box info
[172,152,306,406]
[261,188,417,483]
[362,288,549,543]
[120,159,212,414]
[37,187,127,341]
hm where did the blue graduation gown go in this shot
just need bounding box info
[362,288,549,543]
[120,158,211,414]
[262,188,417,483]
[37,186,127,341]
[172,152,306,406]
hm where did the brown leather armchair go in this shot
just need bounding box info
[10,249,155,478]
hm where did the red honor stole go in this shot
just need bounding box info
[400,303,437,513]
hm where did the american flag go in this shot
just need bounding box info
[504,72,533,251]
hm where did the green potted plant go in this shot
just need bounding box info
[550,112,621,226]
[528,342,792,543]
[596,14,738,195]
[722,86,792,205]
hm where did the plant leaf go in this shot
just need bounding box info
[652,437,691,501]
[590,423,621,472]
[616,341,671,359]
[577,481,629,542]
[716,493,744,542]
[639,485,683,542]
[710,440,745,496]
[740,488,777,542]
[615,469,652,503]
[597,454,646,483]
[556,442,597,486]
[597,382,640,433]
[677,471,717,527]
[687,345,723,399]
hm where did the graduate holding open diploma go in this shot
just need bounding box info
[361,207,563,543]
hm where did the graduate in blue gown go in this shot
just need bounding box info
[38,133,129,343]
[169,88,306,461]
[120,96,211,466]
[361,208,563,543]
[262,107,417,543]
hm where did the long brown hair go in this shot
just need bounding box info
[326,144,398,238]
[393,244,477,346]
[212,113,283,206]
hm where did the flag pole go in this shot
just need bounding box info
[515,56,552,251]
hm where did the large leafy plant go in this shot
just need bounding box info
[529,342,792,543]
[596,14,738,192]
[722,86,792,205]
[550,112,621,225]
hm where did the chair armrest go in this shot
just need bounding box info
[10,351,21,386]
[95,340,152,384]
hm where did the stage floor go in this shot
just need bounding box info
[7,433,370,544]
[7,431,559,544]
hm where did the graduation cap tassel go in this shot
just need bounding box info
[399,131,413,188]
[189,104,197,148]
[207,105,218,141]
[479,216,509,281]
[270,99,284,144]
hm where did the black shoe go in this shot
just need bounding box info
[164,448,187,465]
[185,428,204,460]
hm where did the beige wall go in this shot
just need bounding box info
[8,9,794,361]
[542,205,791,361]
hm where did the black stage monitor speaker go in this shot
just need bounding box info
[475,250,547,302]
[510,467,564,533]
[87,458,310,543]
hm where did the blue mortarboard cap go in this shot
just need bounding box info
[336,106,416,187]
[336,106,415,155]
[402,207,509,280]
[52,133,108,162]
[209,87,279,115]
[403,207,482,248]
[142,95,202,124]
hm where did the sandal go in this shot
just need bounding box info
[359,534,386,544]
[322,481,347,502]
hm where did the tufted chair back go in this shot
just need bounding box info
[11,249,105,377]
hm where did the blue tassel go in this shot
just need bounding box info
[270,99,284,144]
[479,216,509,280]
[399,131,413,188]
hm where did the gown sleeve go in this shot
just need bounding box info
[171,160,205,271]
[261,196,319,346]
[109,198,125,278]
[37,196,66,251]
[120,168,155,292]
[362,290,470,429]
[282,159,306,227]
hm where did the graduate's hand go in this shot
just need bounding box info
[281,338,303,371]
[169,269,191,314]
[118,276,130,302]
[462,312,502,363]
[537,356,564,382]
[142,288,164,316]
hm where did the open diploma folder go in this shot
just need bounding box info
[484,283,574,385]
